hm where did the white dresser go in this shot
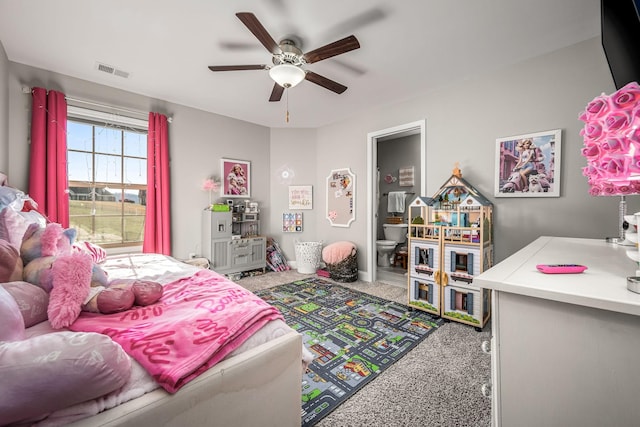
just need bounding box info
[475,236,640,427]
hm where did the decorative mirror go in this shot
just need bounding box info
[326,168,356,227]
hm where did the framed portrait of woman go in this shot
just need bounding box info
[221,158,251,198]
[494,129,561,198]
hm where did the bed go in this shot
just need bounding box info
[1,244,309,426]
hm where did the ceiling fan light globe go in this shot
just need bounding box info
[269,64,305,88]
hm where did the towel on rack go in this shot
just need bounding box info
[387,191,406,213]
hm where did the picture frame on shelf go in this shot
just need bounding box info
[494,129,561,198]
[221,158,251,198]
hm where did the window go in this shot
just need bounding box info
[66,108,147,248]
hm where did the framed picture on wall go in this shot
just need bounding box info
[288,185,313,209]
[326,168,356,227]
[494,129,561,198]
[221,158,251,197]
[399,166,414,187]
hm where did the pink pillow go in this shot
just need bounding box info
[0,239,23,283]
[0,331,132,425]
[322,241,357,265]
[0,281,49,327]
[0,286,25,342]
[0,207,29,250]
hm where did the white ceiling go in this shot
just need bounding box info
[0,0,601,128]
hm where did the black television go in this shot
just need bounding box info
[601,0,640,89]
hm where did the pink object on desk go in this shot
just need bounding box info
[536,264,588,274]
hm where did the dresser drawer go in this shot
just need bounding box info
[228,239,252,256]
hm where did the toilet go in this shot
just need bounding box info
[376,223,408,267]
[376,240,397,267]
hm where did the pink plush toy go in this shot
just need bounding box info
[83,279,163,314]
[20,222,76,266]
[20,222,163,328]
[47,252,94,328]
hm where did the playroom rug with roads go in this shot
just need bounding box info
[255,277,443,427]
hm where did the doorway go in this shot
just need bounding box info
[366,120,426,285]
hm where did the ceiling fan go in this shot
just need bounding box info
[208,12,360,102]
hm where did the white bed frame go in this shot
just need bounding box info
[69,331,302,427]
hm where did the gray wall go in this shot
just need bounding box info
[0,40,8,175]
[313,37,640,270]
[269,128,318,259]
[377,134,421,236]
[4,37,637,278]
[7,62,271,260]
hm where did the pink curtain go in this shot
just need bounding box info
[29,87,69,227]
[143,112,172,254]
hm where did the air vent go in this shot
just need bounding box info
[113,69,130,78]
[95,62,130,79]
[96,62,115,74]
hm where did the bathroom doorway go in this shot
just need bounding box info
[366,120,426,286]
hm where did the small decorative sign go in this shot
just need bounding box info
[399,166,414,186]
[283,212,303,232]
[288,185,313,210]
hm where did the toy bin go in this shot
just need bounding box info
[326,248,358,282]
[294,241,323,274]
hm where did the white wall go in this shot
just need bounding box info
[313,37,640,268]
[7,62,270,260]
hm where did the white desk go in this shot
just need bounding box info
[475,236,640,427]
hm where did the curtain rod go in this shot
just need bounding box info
[65,96,173,123]
[21,86,172,123]
[65,96,147,116]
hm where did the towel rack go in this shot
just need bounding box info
[382,192,415,196]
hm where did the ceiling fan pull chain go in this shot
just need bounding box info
[286,89,290,123]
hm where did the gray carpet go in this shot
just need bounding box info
[238,270,492,427]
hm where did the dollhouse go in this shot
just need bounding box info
[407,166,493,329]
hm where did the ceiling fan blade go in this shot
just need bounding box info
[208,65,268,72]
[305,71,348,94]
[303,35,360,64]
[269,83,284,102]
[236,12,280,54]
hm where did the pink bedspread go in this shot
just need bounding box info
[70,269,283,393]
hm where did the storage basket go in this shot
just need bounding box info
[326,248,358,282]
[294,241,323,274]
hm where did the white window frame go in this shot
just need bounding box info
[67,106,148,251]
